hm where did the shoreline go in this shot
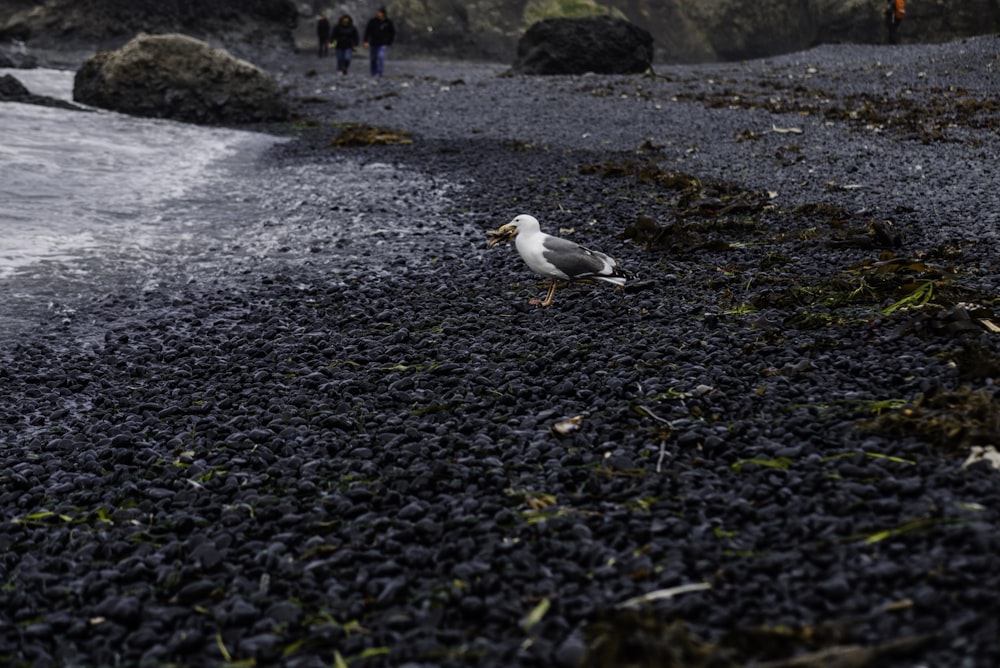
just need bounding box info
[2,36,999,667]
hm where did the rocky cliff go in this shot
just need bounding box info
[2,0,997,66]
[0,0,297,66]
[390,0,999,63]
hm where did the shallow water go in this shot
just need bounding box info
[0,68,462,343]
[0,69,282,277]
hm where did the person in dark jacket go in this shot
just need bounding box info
[316,14,331,57]
[331,14,360,75]
[363,7,395,77]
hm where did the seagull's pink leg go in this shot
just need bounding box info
[529,279,558,307]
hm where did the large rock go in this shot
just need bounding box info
[512,16,653,75]
[73,33,288,124]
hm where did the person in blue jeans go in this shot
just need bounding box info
[331,14,360,75]
[363,7,395,77]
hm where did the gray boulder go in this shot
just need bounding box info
[73,33,288,124]
[512,16,653,75]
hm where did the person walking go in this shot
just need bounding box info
[885,0,905,44]
[331,14,360,75]
[316,14,331,57]
[363,7,395,78]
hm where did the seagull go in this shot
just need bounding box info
[487,214,630,307]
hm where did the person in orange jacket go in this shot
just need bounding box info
[885,0,905,44]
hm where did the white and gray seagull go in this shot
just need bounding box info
[488,214,630,307]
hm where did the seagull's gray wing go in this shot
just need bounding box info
[541,236,614,279]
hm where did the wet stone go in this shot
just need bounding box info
[1,37,999,668]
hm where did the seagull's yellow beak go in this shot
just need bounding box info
[486,223,518,248]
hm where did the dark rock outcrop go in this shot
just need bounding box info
[0,74,28,98]
[0,72,87,110]
[512,16,653,75]
[73,33,288,124]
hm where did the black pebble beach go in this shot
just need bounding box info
[2,36,1000,667]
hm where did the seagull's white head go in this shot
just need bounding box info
[503,214,540,236]
[487,214,540,247]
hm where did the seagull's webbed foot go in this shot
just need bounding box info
[529,280,559,307]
